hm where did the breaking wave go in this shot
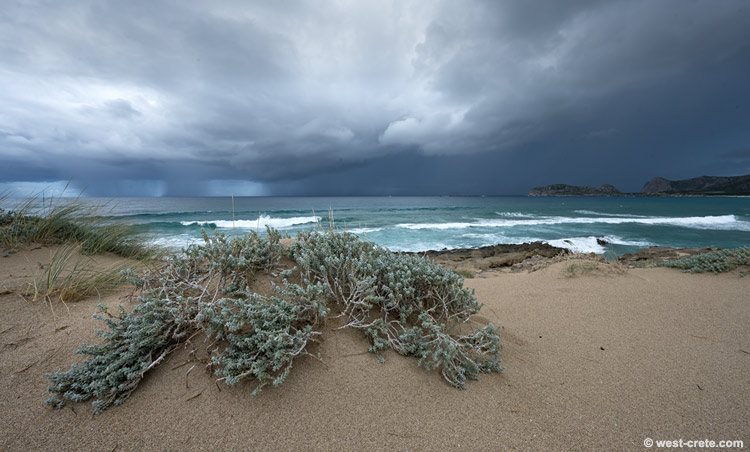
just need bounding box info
[397,215,749,231]
[181,215,320,229]
[546,235,653,254]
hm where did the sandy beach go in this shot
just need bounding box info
[1,246,748,451]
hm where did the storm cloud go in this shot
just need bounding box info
[1,0,749,195]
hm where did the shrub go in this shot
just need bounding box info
[288,231,502,387]
[659,246,750,274]
[46,228,502,413]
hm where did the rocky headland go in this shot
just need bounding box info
[529,174,750,196]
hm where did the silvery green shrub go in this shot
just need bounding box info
[289,231,503,388]
[659,246,750,273]
[47,227,502,413]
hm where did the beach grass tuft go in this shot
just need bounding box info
[564,260,599,277]
[562,254,625,278]
[1,192,152,259]
[454,268,475,279]
[28,244,135,304]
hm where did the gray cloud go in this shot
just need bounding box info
[1,0,749,195]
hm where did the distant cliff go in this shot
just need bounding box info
[528,184,621,197]
[641,175,750,195]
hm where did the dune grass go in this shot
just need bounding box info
[564,259,599,277]
[1,191,154,307]
[454,268,475,279]
[0,192,152,259]
[28,245,135,304]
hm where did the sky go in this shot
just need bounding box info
[1,0,749,197]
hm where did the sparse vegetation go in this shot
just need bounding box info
[28,245,134,304]
[564,259,599,277]
[0,193,152,259]
[659,247,750,274]
[562,255,625,278]
[46,228,503,413]
[454,269,475,279]
[1,192,152,308]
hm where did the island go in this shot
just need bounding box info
[529,174,750,196]
[528,183,621,196]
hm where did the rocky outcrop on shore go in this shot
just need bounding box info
[408,242,570,273]
[412,243,726,274]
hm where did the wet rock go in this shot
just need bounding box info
[403,242,570,271]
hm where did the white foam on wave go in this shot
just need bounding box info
[573,210,647,217]
[149,235,203,250]
[386,234,650,254]
[386,242,453,253]
[546,235,653,254]
[346,227,383,234]
[546,237,606,254]
[460,232,536,243]
[181,215,320,229]
[600,235,652,247]
[397,214,750,231]
[495,211,534,218]
[397,221,480,230]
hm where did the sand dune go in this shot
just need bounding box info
[0,247,748,451]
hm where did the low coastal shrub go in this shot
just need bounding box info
[46,228,502,413]
[289,231,502,386]
[658,247,750,274]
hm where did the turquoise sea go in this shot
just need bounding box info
[67,196,750,258]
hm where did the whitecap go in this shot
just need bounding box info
[149,235,203,250]
[397,215,750,231]
[181,215,320,229]
[346,227,383,234]
[546,237,606,254]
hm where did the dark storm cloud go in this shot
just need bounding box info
[1,0,749,195]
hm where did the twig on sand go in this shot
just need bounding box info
[186,364,195,388]
[13,363,34,374]
[186,390,204,401]
[171,360,192,371]
[0,325,14,335]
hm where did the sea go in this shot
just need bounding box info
[58,196,750,258]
